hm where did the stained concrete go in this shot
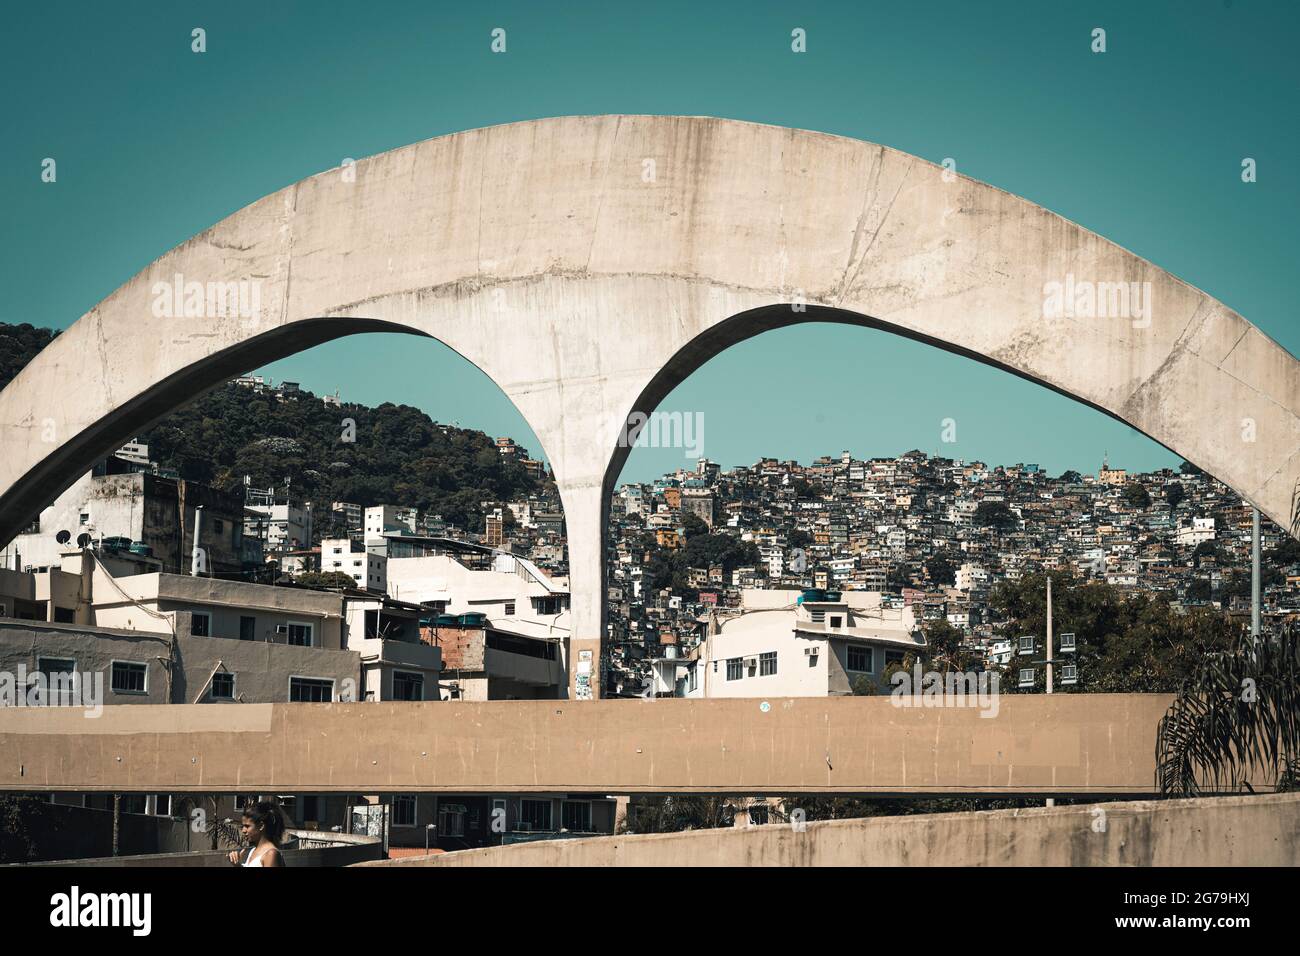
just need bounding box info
[0,694,1176,796]
[1,116,1296,698]
[361,792,1300,867]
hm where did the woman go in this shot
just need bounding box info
[228,800,287,867]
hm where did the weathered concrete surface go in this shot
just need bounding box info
[0,694,1175,796]
[22,831,383,867]
[2,116,1297,696]
[361,792,1300,867]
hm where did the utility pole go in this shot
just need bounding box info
[1045,574,1054,808]
[1251,507,1261,643]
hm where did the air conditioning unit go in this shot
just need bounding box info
[743,656,759,668]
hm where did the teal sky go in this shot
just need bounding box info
[3,1,1296,487]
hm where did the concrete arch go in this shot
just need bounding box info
[2,115,1297,699]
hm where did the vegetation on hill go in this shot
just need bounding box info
[0,322,549,536]
[0,323,57,391]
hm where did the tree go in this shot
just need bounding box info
[990,571,1241,694]
[293,571,358,589]
[973,500,1016,531]
[1165,481,1186,512]
[680,512,709,539]
[1123,483,1152,510]
[1156,625,1300,796]
[0,323,58,391]
[619,796,734,833]
[1058,470,1082,484]
[925,553,956,586]
[1179,460,1204,477]
[0,795,60,863]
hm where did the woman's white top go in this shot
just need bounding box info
[242,846,270,867]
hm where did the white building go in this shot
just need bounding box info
[1175,517,1216,547]
[678,589,922,699]
[321,538,386,591]
[365,505,417,542]
[244,502,312,552]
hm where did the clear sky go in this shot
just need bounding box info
[3,1,1296,486]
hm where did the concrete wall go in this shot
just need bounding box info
[361,793,1300,867]
[1,117,1296,701]
[22,832,383,867]
[0,694,1176,795]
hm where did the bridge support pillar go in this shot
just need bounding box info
[559,479,607,700]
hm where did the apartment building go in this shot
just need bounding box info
[668,589,922,699]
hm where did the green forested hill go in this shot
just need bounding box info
[0,323,57,391]
[1,323,547,532]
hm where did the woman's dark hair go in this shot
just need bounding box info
[241,800,287,846]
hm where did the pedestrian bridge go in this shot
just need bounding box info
[1,694,1176,796]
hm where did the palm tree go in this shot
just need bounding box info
[1155,625,1299,796]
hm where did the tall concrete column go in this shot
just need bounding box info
[559,479,608,700]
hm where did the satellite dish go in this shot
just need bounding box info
[56,530,71,545]
[76,533,92,549]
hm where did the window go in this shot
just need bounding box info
[37,657,77,705]
[688,665,698,692]
[1019,667,1036,687]
[120,795,147,815]
[1018,635,1035,655]
[504,602,515,616]
[111,661,148,694]
[392,671,424,701]
[151,794,173,816]
[277,795,298,822]
[726,657,744,681]
[289,677,334,702]
[53,607,75,623]
[829,615,843,628]
[1059,632,1077,652]
[286,622,313,647]
[759,651,777,677]
[211,672,235,700]
[1061,663,1079,683]
[79,513,89,526]
[847,645,874,673]
[518,799,552,832]
[561,800,592,832]
[213,518,225,535]
[439,802,466,837]
[190,612,211,637]
[392,795,416,827]
[239,616,256,641]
